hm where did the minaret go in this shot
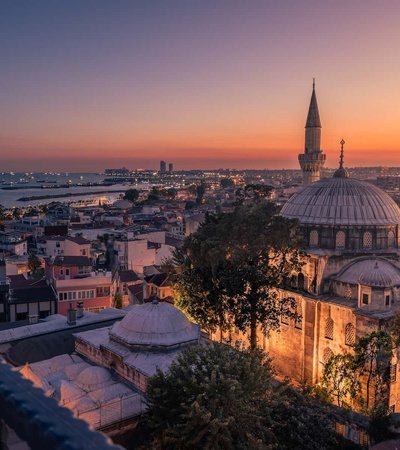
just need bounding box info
[298,80,326,186]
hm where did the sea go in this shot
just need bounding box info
[0,172,130,209]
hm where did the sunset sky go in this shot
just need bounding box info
[1,0,400,172]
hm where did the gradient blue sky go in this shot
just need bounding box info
[1,0,400,171]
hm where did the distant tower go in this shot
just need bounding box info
[168,163,173,173]
[298,80,326,186]
[160,160,166,173]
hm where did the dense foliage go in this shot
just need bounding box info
[173,200,303,348]
[322,330,393,420]
[145,344,348,450]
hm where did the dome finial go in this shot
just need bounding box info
[333,138,349,178]
[313,77,315,90]
[339,139,345,168]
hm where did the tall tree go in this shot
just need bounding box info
[173,200,303,348]
[145,344,348,450]
[322,353,360,407]
[123,188,139,202]
[146,343,273,450]
[353,330,393,410]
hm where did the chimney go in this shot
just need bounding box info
[28,314,39,324]
[67,303,76,325]
[76,302,84,318]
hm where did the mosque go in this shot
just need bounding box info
[264,81,400,411]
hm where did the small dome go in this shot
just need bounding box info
[281,177,400,226]
[58,380,84,404]
[109,301,201,349]
[334,258,400,287]
[76,366,111,389]
[359,261,394,287]
[65,361,91,381]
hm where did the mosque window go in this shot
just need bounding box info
[345,323,356,346]
[363,231,373,249]
[325,317,334,340]
[388,230,395,248]
[297,273,305,290]
[362,293,369,305]
[323,347,334,364]
[309,230,319,247]
[386,295,391,306]
[335,231,346,249]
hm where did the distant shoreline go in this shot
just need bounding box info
[17,189,125,202]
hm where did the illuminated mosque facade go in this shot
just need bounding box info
[264,82,400,411]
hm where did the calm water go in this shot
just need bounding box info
[0,172,128,208]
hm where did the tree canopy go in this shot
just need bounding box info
[173,200,303,348]
[124,189,140,202]
[145,344,347,450]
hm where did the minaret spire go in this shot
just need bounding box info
[298,80,326,186]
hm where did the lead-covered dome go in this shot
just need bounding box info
[109,301,201,350]
[334,258,400,287]
[281,177,400,226]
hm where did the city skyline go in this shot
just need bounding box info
[2,0,400,172]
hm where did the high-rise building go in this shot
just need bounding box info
[298,80,326,186]
[168,163,173,172]
[160,160,166,173]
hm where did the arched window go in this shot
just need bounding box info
[325,317,334,340]
[297,273,305,290]
[388,230,395,248]
[363,231,373,249]
[323,347,334,364]
[309,230,319,247]
[345,323,356,346]
[336,231,346,249]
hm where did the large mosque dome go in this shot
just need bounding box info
[281,176,400,226]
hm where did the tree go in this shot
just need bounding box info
[146,343,274,449]
[268,382,346,450]
[185,200,197,210]
[173,214,233,338]
[196,184,205,205]
[145,344,347,450]
[220,178,234,189]
[188,184,197,197]
[235,184,273,205]
[322,353,360,407]
[165,188,176,200]
[124,189,139,202]
[353,330,393,410]
[173,200,303,348]
[114,292,123,309]
[27,253,42,274]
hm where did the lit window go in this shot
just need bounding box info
[323,347,334,364]
[363,231,372,249]
[345,323,356,346]
[388,231,395,248]
[325,317,334,340]
[336,231,345,249]
[309,230,318,247]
